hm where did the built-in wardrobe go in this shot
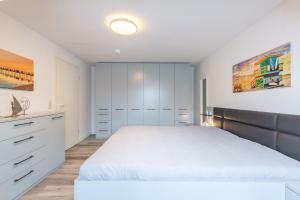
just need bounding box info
[92,63,194,138]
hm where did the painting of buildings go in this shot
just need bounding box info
[0,49,34,91]
[233,43,291,93]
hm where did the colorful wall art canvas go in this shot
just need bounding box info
[0,49,34,91]
[233,43,291,93]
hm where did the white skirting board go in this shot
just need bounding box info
[75,179,289,200]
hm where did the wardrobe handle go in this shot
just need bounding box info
[131,109,140,111]
[14,122,34,127]
[178,108,188,111]
[179,113,189,116]
[14,170,34,183]
[98,109,108,111]
[99,122,108,124]
[98,114,108,116]
[52,116,63,120]
[115,109,124,111]
[14,155,34,166]
[14,136,34,144]
[163,108,172,111]
[147,109,156,111]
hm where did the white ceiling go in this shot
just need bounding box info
[0,0,283,64]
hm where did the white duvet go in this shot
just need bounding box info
[79,126,300,181]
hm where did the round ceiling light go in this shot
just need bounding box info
[110,18,137,35]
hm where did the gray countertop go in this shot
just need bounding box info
[0,111,64,123]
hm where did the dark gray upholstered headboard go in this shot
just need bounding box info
[213,107,300,161]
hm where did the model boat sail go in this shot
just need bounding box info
[11,95,22,117]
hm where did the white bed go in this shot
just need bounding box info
[75,126,300,200]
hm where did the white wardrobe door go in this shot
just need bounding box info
[175,64,194,107]
[112,107,127,133]
[127,106,143,125]
[144,107,159,125]
[112,63,127,106]
[128,63,144,106]
[143,63,159,106]
[159,107,175,126]
[159,64,175,106]
[95,63,112,106]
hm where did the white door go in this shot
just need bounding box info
[127,63,143,106]
[175,64,194,107]
[112,107,127,133]
[56,58,79,149]
[112,63,127,106]
[127,106,143,125]
[159,64,175,126]
[143,63,159,106]
[95,63,112,107]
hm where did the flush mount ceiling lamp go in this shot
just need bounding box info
[109,18,137,35]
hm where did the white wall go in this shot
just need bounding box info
[195,0,300,123]
[0,11,91,139]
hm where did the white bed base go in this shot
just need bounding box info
[75,179,294,200]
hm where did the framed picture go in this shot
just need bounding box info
[0,49,34,91]
[233,43,291,93]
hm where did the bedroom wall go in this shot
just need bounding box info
[0,11,91,140]
[195,0,300,124]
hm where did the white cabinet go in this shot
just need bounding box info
[128,63,144,106]
[95,63,111,106]
[159,107,175,126]
[144,64,159,106]
[127,106,143,125]
[175,64,194,126]
[144,107,159,125]
[160,64,175,106]
[112,63,127,106]
[0,113,65,200]
[93,62,195,134]
[112,107,127,133]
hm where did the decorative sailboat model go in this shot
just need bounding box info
[11,95,23,118]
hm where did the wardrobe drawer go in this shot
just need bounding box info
[0,117,47,142]
[0,146,46,184]
[0,160,47,200]
[95,113,111,120]
[0,130,46,166]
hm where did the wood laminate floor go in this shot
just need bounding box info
[21,136,105,200]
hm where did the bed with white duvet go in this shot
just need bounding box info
[75,126,300,200]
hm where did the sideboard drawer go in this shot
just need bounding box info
[0,130,46,165]
[0,146,46,184]
[0,117,48,142]
[0,160,47,200]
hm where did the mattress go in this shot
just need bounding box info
[79,126,300,181]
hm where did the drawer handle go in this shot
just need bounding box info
[14,155,34,166]
[115,109,124,111]
[14,122,34,127]
[163,108,172,111]
[178,122,188,124]
[52,116,63,120]
[99,130,108,132]
[147,109,156,111]
[99,122,108,124]
[98,109,108,111]
[14,136,34,144]
[179,114,189,116]
[99,114,108,116]
[178,109,188,111]
[131,109,140,111]
[14,170,34,183]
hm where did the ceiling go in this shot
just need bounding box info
[0,0,283,64]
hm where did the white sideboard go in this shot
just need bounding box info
[0,112,65,200]
[92,63,194,138]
